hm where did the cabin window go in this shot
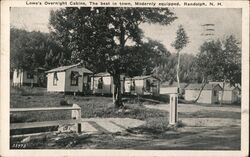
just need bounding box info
[71,71,79,86]
[16,70,19,78]
[213,90,217,96]
[53,72,58,86]
[131,80,135,90]
[27,72,34,79]
[146,80,151,91]
[151,80,157,87]
[87,75,91,82]
[98,77,103,89]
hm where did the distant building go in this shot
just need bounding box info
[209,82,241,104]
[126,75,160,96]
[46,64,93,93]
[124,77,133,94]
[91,72,125,95]
[12,69,38,87]
[160,82,188,95]
[185,83,222,104]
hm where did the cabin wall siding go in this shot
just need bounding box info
[47,72,65,92]
[64,68,84,92]
[185,90,213,104]
[219,89,240,104]
[91,76,113,94]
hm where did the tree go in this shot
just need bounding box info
[10,28,65,87]
[195,36,241,104]
[11,28,46,71]
[172,25,189,93]
[49,7,177,107]
[10,28,64,71]
[222,35,241,85]
[153,53,201,83]
[219,35,241,105]
[195,39,223,102]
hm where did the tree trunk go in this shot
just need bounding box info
[220,80,225,106]
[176,51,181,93]
[112,80,117,105]
[194,77,207,103]
[31,72,34,88]
[113,74,123,108]
[19,69,22,88]
[31,79,34,88]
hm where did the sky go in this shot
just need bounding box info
[10,7,242,54]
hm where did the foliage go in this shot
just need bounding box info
[124,39,171,76]
[222,35,241,85]
[10,28,64,72]
[196,39,223,82]
[172,25,189,51]
[171,25,189,90]
[49,7,177,107]
[195,35,241,104]
[154,53,201,83]
[196,35,241,86]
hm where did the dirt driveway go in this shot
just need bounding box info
[145,103,241,113]
[53,103,241,150]
[10,102,241,150]
[145,103,241,127]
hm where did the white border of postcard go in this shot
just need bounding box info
[1,0,249,157]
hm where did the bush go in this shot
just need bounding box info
[127,117,169,134]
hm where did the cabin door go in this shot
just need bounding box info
[82,74,91,94]
[213,90,219,103]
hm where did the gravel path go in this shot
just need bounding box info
[79,118,145,134]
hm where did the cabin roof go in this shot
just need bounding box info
[161,82,188,88]
[125,77,132,81]
[132,75,160,80]
[185,83,222,90]
[94,72,111,77]
[46,64,92,74]
[209,82,240,91]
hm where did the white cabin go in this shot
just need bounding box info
[46,64,93,93]
[125,75,160,96]
[185,83,222,104]
[12,69,38,86]
[209,82,241,104]
[124,77,133,93]
[91,72,125,95]
[160,82,188,95]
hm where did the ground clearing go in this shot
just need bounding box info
[10,87,241,150]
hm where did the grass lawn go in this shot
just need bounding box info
[10,87,241,150]
[10,87,168,122]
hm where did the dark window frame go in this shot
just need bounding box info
[97,77,103,89]
[145,79,151,91]
[53,72,58,86]
[70,71,79,86]
[16,70,19,78]
[131,80,135,91]
[27,72,34,79]
[213,90,217,96]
